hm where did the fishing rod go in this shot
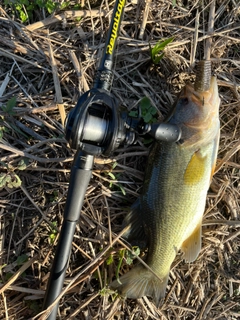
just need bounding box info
[43,0,181,318]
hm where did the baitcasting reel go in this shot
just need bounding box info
[65,88,181,156]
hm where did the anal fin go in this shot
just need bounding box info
[181,220,202,263]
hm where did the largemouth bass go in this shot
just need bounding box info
[111,60,220,304]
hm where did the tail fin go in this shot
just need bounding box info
[110,264,169,305]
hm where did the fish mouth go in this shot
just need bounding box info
[167,60,220,134]
[191,76,219,109]
[180,76,220,132]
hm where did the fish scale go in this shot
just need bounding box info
[110,61,220,304]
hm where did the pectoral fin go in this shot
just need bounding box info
[122,199,147,248]
[181,220,202,263]
[184,150,207,185]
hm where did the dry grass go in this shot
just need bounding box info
[0,0,239,319]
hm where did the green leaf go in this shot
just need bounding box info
[17,159,27,170]
[0,172,22,189]
[27,4,34,10]
[73,4,82,10]
[116,249,125,283]
[106,254,114,265]
[10,174,22,188]
[36,0,44,7]
[118,184,126,196]
[125,246,140,265]
[49,233,56,244]
[128,110,138,117]
[2,97,16,115]
[153,38,174,54]
[5,272,13,281]
[112,162,118,170]
[138,97,158,124]
[108,172,116,180]
[19,10,28,23]
[45,0,57,14]
[16,254,28,266]
[150,37,174,64]
[149,106,157,115]
[60,1,70,10]
[140,97,151,111]
[15,4,22,11]
[153,52,165,64]
[143,112,152,123]
[1,174,11,188]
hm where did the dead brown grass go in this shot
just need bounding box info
[0,0,239,319]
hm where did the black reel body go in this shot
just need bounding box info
[65,88,135,156]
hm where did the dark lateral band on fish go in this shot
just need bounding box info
[106,0,125,55]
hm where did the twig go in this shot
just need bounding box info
[48,38,66,125]
[0,48,50,72]
[0,284,45,296]
[25,10,106,31]
[0,143,72,163]
[20,185,58,231]
[215,139,240,173]
[0,63,15,97]
[190,9,199,67]
[139,0,152,40]
[202,219,240,226]
[0,255,38,294]
[205,0,215,60]
[69,49,89,94]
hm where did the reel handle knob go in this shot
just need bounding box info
[144,123,181,142]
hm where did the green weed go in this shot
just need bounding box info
[129,97,158,124]
[48,221,58,244]
[16,254,28,266]
[114,246,140,284]
[4,0,70,23]
[0,123,8,139]
[107,162,126,196]
[0,159,27,189]
[149,37,174,64]
[1,96,16,115]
